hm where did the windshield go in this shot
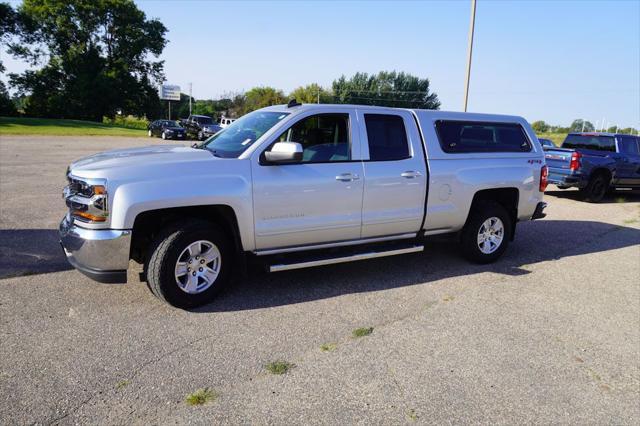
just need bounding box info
[164,120,180,127]
[202,110,289,158]
[562,134,616,152]
[195,116,213,124]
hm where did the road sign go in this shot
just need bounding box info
[159,84,181,101]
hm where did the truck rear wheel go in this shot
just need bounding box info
[460,201,511,264]
[580,173,608,203]
[146,220,232,309]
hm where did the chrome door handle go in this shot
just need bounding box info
[336,173,359,182]
[401,171,422,179]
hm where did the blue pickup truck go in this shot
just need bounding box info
[544,132,640,202]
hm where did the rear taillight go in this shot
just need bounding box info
[569,151,581,171]
[539,165,549,192]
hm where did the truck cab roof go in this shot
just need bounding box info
[261,103,525,123]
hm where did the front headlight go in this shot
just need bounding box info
[64,176,109,223]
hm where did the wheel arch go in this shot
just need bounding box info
[130,205,243,264]
[591,167,613,183]
[465,188,519,240]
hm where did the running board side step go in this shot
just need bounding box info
[269,245,424,272]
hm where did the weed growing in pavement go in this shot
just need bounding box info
[185,388,218,406]
[265,361,295,375]
[115,379,130,390]
[320,342,337,352]
[352,327,374,338]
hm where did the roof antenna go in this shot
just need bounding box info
[287,98,302,108]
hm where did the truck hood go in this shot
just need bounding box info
[70,145,214,175]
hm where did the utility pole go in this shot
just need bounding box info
[317,87,320,104]
[463,0,477,112]
[189,82,193,116]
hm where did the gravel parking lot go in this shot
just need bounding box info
[1,135,639,424]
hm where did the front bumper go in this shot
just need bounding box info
[59,216,131,283]
[166,132,185,139]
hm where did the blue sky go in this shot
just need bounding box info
[3,0,639,128]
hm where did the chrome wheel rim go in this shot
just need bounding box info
[148,130,152,137]
[477,217,504,254]
[174,240,221,294]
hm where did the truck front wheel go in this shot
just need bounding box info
[146,220,232,309]
[460,201,511,264]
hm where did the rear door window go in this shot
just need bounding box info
[617,136,640,156]
[562,134,616,152]
[364,114,410,161]
[435,120,532,153]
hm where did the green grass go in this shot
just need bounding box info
[0,116,147,137]
[537,132,568,146]
[352,327,374,338]
[185,388,218,406]
[265,361,295,375]
[623,218,638,224]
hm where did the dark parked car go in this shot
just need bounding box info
[545,132,640,202]
[181,115,222,140]
[148,120,186,140]
[538,138,555,148]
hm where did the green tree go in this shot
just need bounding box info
[0,80,17,115]
[289,83,331,104]
[8,0,167,121]
[531,120,549,133]
[0,2,19,115]
[0,2,18,74]
[243,87,285,114]
[332,71,440,109]
[569,119,595,133]
[619,127,638,135]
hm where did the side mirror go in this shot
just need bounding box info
[264,142,303,164]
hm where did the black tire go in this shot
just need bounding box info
[146,220,232,309]
[460,201,511,264]
[580,173,608,203]
[198,131,203,140]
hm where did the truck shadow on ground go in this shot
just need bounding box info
[0,229,72,279]
[1,220,639,308]
[195,219,640,313]
[545,189,640,204]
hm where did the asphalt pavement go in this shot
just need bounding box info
[1,135,639,424]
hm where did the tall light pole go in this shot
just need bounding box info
[189,82,193,116]
[463,0,477,112]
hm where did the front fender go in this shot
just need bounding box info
[109,174,255,251]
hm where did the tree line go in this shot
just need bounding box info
[532,119,638,135]
[0,1,439,122]
[163,72,440,122]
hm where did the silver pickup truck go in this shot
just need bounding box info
[60,103,548,308]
